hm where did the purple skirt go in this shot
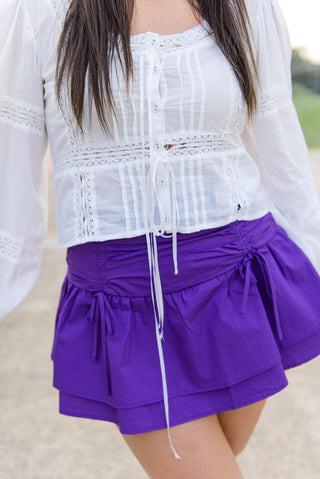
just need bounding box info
[51,212,320,435]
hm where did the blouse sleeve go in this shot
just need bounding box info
[0,0,49,323]
[241,0,320,274]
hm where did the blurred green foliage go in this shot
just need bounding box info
[292,82,320,149]
[292,49,320,94]
[291,50,320,148]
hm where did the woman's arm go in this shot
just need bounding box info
[0,0,48,322]
[241,0,320,273]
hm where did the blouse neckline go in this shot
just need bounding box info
[130,18,209,39]
[129,19,212,48]
[60,0,212,49]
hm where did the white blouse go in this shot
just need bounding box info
[1,0,320,459]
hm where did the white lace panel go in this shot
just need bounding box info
[0,97,45,135]
[55,133,241,174]
[161,133,240,156]
[50,0,69,25]
[0,233,22,260]
[225,61,248,133]
[255,87,291,118]
[57,80,89,149]
[73,171,96,240]
[126,19,213,54]
[225,153,249,216]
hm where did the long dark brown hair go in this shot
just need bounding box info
[56,0,259,135]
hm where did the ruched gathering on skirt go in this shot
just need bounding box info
[51,212,320,437]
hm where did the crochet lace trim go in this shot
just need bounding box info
[51,0,69,24]
[74,171,96,240]
[0,98,45,134]
[256,87,291,117]
[55,133,239,174]
[128,19,213,51]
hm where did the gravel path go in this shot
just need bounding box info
[1,149,320,479]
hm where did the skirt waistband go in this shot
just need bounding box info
[66,212,277,296]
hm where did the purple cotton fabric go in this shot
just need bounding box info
[51,212,320,434]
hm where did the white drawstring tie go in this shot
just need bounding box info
[139,44,182,460]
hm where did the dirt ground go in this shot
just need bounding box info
[1,150,320,479]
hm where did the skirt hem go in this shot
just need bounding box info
[52,354,283,408]
[58,379,289,435]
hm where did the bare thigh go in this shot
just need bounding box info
[120,414,244,479]
[217,398,267,456]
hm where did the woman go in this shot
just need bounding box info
[1,0,320,477]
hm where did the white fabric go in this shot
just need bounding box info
[1,0,320,460]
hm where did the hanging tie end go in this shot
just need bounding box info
[168,432,182,460]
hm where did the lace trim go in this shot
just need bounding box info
[51,0,68,25]
[0,98,45,134]
[49,1,81,149]
[161,133,239,156]
[256,87,291,117]
[0,234,22,260]
[55,133,239,174]
[226,153,249,216]
[124,19,213,52]
[57,78,88,149]
[74,172,95,240]
[225,61,248,132]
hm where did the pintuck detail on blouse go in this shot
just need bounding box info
[1,0,320,459]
